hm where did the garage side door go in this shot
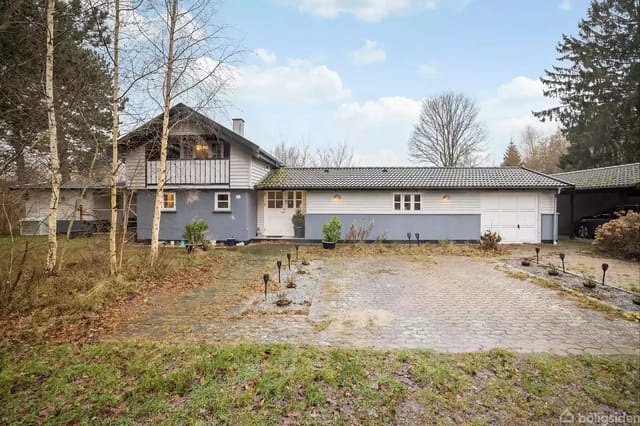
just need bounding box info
[481,193,538,243]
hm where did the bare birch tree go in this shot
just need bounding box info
[109,0,120,275]
[149,0,178,265]
[134,0,240,265]
[408,92,487,167]
[45,0,61,274]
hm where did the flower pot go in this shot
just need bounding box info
[322,241,336,250]
[226,238,237,247]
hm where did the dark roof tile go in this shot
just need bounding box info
[551,163,640,190]
[256,167,569,190]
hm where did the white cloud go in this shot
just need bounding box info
[335,96,423,165]
[232,57,351,104]
[288,0,411,22]
[480,76,559,164]
[495,76,545,101]
[352,40,386,64]
[255,48,277,65]
[418,63,438,75]
[559,0,571,10]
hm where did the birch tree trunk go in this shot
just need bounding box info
[45,0,61,274]
[109,0,120,275]
[149,0,178,266]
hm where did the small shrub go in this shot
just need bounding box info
[582,273,596,288]
[322,217,342,243]
[594,211,640,260]
[183,219,209,247]
[521,258,532,267]
[345,221,374,243]
[548,265,560,276]
[480,230,501,251]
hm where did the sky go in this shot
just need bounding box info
[205,0,592,166]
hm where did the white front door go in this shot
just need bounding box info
[481,193,538,243]
[263,191,304,237]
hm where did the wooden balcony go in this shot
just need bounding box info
[146,159,230,186]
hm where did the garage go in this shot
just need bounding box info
[481,193,539,243]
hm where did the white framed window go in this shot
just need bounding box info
[215,192,231,211]
[267,191,283,209]
[286,191,304,209]
[393,193,422,212]
[162,192,176,211]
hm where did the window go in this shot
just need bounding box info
[210,142,224,159]
[215,192,230,211]
[286,191,304,209]
[194,143,209,159]
[393,193,422,212]
[162,192,176,211]
[414,194,421,211]
[267,191,283,209]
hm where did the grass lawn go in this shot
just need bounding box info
[1,343,638,425]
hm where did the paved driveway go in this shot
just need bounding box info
[113,255,640,355]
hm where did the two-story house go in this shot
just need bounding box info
[119,103,570,244]
[120,103,283,242]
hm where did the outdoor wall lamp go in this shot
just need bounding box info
[559,253,565,272]
[601,263,609,285]
[442,194,450,202]
[332,194,342,201]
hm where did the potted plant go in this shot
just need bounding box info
[321,217,342,249]
[292,209,305,238]
[183,219,208,253]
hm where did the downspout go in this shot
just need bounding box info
[554,188,560,245]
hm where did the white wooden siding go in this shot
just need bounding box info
[170,121,208,135]
[125,145,146,189]
[539,191,556,214]
[23,190,106,221]
[306,190,482,215]
[250,158,271,186]
[257,191,265,236]
[229,145,251,188]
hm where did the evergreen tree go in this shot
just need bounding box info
[534,0,639,170]
[0,0,112,182]
[502,140,522,166]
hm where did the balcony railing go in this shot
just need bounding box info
[146,159,230,185]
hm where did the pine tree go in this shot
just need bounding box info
[502,140,522,166]
[534,0,639,170]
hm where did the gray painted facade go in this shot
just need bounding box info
[136,189,256,241]
[541,214,555,243]
[305,214,481,241]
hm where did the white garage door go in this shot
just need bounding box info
[481,193,538,243]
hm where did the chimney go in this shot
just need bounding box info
[232,118,245,136]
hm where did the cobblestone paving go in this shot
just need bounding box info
[113,256,640,355]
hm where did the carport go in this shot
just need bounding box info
[552,163,640,236]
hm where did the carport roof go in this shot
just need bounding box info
[256,166,571,190]
[551,163,640,190]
